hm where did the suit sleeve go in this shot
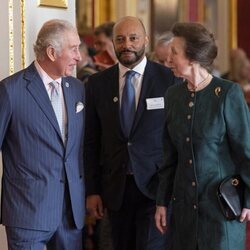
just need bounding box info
[0,81,12,149]
[224,83,250,208]
[84,78,102,196]
[156,88,178,206]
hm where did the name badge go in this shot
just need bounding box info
[146,97,164,110]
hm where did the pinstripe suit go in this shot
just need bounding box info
[0,63,85,247]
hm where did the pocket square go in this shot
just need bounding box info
[76,102,84,113]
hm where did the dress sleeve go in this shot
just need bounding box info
[224,83,250,208]
[156,88,178,206]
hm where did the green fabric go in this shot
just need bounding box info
[157,77,250,250]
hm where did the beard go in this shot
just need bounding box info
[115,46,145,67]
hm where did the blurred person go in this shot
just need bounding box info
[0,19,85,250]
[93,22,117,70]
[234,57,250,109]
[151,32,173,67]
[77,41,97,83]
[84,16,177,250]
[227,48,247,82]
[221,48,247,80]
[221,48,250,108]
[155,22,250,250]
[238,58,250,108]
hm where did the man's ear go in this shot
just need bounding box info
[46,46,57,62]
[145,35,149,48]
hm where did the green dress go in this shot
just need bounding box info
[157,76,250,250]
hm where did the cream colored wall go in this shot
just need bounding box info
[24,1,76,68]
[0,1,77,249]
[0,1,76,80]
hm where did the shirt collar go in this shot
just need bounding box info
[119,56,147,77]
[34,60,62,86]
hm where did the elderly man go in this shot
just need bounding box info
[0,19,85,250]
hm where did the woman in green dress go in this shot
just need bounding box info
[155,22,250,250]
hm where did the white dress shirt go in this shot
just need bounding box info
[119,56,147,108]
[34,61,67,140]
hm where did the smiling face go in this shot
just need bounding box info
[168,37,192,78]
[113,17,149,68]
[52,30,81,78]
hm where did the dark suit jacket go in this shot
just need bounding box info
[0,62,85,230]
[84,60,176,211]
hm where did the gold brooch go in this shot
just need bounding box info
[215,87,221,97]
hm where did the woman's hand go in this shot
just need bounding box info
[240,208,250,222]
[155,206,168,234]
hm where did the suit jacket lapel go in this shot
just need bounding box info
[61,78,75,154]
[108,65,124,139]
[25,63,62,139]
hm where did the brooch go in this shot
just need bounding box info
[215,87,221,97]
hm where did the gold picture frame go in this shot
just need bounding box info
[229,0,237,49]
[38,0,68,9]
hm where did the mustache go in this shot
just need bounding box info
[120,49,134,53]
[116,49,137,57]
[119,49,136,54]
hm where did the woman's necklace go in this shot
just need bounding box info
[187,73,212,92]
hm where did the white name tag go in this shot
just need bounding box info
[146,97,164,110]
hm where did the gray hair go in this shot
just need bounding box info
[34,19,76,61]
[155,32,173,47]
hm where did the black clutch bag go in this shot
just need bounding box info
[217,175,244,220]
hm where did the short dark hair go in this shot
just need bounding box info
[172,22,217,70]
[94,22,115,39]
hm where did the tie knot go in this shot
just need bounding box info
[50,81,60,96]
[50,81,59,89]
[125,70,136,81]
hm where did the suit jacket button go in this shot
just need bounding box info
[127,142,132,146]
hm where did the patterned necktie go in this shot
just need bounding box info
[120,70,137,138]
[50,81,65,141]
